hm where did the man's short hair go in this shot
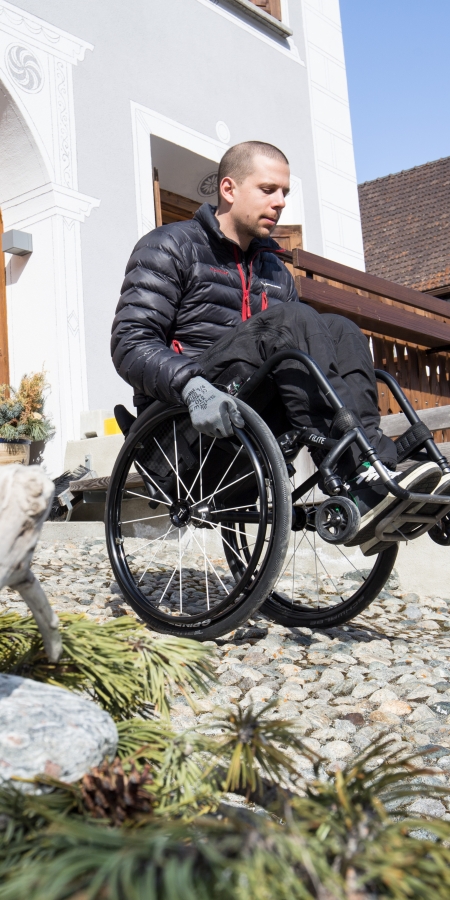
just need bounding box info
[217,141,289,187]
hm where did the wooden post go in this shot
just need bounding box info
[0,210,9,386]
[153,167,163,228]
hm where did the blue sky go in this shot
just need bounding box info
[339,0,450,184]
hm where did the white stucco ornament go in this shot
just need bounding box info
[215,120,230,144]
[198,172,218,197]
[5,43,43,92]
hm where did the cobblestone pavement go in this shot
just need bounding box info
[2,536,450,818]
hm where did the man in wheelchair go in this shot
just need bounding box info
[112,141,450,556]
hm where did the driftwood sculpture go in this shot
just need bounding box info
[0,464,62,662]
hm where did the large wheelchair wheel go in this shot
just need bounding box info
[259,464,398,630]
[105,399,291,640]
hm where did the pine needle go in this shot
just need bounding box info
[0,613,216,719]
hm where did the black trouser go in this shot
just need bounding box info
[196,304,397,475]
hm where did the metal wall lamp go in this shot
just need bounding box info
[2,230,33,256]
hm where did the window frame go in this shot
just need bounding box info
[213,0,293,38]
[248,0,282,24]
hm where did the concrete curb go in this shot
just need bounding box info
[42,521,106,540]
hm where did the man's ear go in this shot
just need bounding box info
[218,176,235,207]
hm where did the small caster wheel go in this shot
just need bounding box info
[315,496,361,544]
[429,513,450,546]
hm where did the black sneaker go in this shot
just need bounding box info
[344,460,442,548]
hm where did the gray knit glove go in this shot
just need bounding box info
[181,376,245,438]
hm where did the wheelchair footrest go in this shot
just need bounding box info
[374,492,450,543]
[395,421,433,463]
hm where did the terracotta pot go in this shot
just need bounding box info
[0,438,31,466]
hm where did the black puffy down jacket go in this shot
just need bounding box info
[111,203,298,406]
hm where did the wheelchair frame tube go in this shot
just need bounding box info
[375,369,450,474]
[238,349,346,411]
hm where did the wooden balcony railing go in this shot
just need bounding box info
[277,247,450,441]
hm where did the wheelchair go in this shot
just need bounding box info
[105,350,450,640]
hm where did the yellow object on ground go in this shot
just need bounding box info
[104,417,121,436]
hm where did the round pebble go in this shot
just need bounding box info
[321,740,353,760]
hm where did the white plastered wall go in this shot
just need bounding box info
[301,0,364,269]
[0,1,99,475]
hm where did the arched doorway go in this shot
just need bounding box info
[0,76,97,475]
[0,80,50,389]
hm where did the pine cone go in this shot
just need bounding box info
[80,757,155,825]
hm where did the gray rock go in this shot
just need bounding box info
[0,674,117,788]
[404,605,422,621]
[321,740,353,760]
[279,683,307,702]
[403,593,421,604]
[241,684,274,706]
[218,668,241,686]
[430,700,450,716]
[408,798,446,818]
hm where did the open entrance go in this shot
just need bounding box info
[151,135,217,226]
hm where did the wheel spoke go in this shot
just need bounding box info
[209,503,260,515]
[209,446,243,503]
[190,514,255,541]
[312,528,320,608]
[126,524,174,558]
[188,433,216,497]
[178,529,183,613]
[150,429,193,503]
[201,517,256,568]
[123,489,152,501]
[197,470,254,506]
[202,529,210,611]
[119,512,169,525]
[156,565,178,606]
[133,460,173,506]
[157,535,191,607]
[335,544,367,582]
[274,530,307,588]
[291,533,298,605]
[303,531,345,604]
[216,521,257,542]
[186,524,230,595]
[136,524,176,585]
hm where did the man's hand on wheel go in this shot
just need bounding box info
[181,376,245,438]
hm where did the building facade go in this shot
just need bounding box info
[0,0,363,474]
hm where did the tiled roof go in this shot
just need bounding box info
[358,156,450,293]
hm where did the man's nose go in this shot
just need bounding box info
[272,189,286,209]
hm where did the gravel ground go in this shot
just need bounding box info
[2,535,450,818]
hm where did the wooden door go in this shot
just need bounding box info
[0,211,9,386]
[160,189,201,225]
[271,225,303,278]
[153,168,201,227]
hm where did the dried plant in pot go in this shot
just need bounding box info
[0,372,53,466]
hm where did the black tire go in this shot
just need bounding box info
[261,544,398,630]
[259,463,399,630]
[105,399,291,640]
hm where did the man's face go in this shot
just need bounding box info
[222,154,290,240]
